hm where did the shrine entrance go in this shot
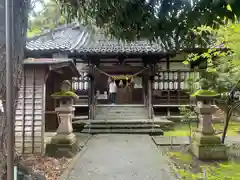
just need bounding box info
[115,78,133,104]
[94,67,148,105]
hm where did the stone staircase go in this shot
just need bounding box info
[95,105,149,120]
[73,105,171,135]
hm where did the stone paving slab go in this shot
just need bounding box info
[152,136,190,146]
[152,136,240,146]
[63,134,177,180]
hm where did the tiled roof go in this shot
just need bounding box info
[26,24,82,52]
[26,23,166,55]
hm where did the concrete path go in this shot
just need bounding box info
[64,134,177,180]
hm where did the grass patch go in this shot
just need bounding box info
[165,146,240,180]
[164,122,240,137]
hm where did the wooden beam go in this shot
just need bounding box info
[166,56,170,70]
[77,59,186,64]
[97,66,144,73]
[49,62,69,71]
[53,69,64,74]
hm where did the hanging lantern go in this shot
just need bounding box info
[119,80,123,87]
[130,77,134,83]
[108,77,111,83]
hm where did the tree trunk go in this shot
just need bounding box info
[0,0,29,178]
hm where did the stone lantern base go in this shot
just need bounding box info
[46,133,79,158]
[189,132,228,160]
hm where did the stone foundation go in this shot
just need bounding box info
[190,132,227,160]
[46,133,79,158]
[190,142,228,160]
[192,132,221,144]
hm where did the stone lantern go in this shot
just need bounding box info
[189,90,228,160]
[46,80,79,158]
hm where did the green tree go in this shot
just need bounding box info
[28,0,68,37]
[184,17,240,144]
[185,22,240,94]
[57,0,240,49]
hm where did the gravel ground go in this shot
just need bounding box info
[64,134,177,180]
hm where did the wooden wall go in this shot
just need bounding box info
[15,65,46,154]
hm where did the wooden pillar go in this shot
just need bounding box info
[91,65,96,119]
[143,70,147,106]
[88,64,93,119]
[148,64,153,119]
[166,56,170,117]
[142,58,149,107]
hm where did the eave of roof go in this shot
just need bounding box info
[26,23,208,57]
[24,58,80,76]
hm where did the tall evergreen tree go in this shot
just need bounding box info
[28,0,68,37]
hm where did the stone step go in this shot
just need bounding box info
[95,106,148,121]
[95,116,148,119]
[84,124,161,129]
[95,104,145,107]
[95,114,148,118]
[96,106,147,109]
[95,115,148,118]
[72,116,89,121]
[96,109,147,114]
[73,119,172,132]
[81,128,164,135]
[95,109,148,113]
[73,119,174,126]
[95,110,148,114]
[95,106,146,110]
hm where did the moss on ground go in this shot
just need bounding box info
[166,147,240,180]
[164,122,239,136]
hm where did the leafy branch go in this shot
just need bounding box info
[184,20,240,144]
[56,0,240,49]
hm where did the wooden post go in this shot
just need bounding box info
[166,56,170,116]
[91,65,95,120]
[21,67,26,154]
[143,71,147,106]
[88,64,93,119]
[31,67,36,154]
[148,64,153,119]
